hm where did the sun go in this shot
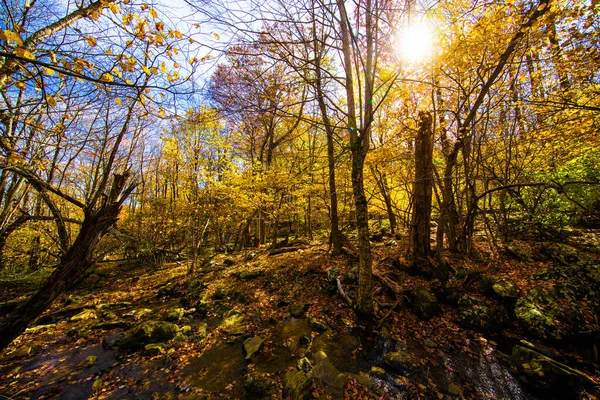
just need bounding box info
[395,21,434,63]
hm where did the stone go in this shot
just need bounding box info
[383,350,420,374]
[118,321,179,350]
[447,383,462,396]
[164,308,185,322]
[457,295,504,333]
[244,336,264,360]
[514,286,561,339]
[312,351,345,399]
[158,282,181,298]
[92,321,131,331]
[239,270,265,280]
[71,309,97,321]
[290,303,310,318]
[297,357,312,373]
[144,343,163,356]
[78,355,97,369]
[478,276,495,294]
[492,280,519,299]
[310,319,328,333]
[244,373,278,399]
[509,345,599,390]
[102,332,125,350]
[196,322,208,339]
[220,311,245,335]
[406,286,441,318]
[424,339,437,348]
[283,370,312,400]
[370,366,387,379]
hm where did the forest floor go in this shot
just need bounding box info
[1,230,600,399]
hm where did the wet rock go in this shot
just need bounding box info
[144,343,163,356]
[370,366,386,379]
[284,370,312,400]
[313,351,345,399]
[406,286,441,318]
[509,345,599,390]
[297,357,312,373]
[244,336,264,360]
[102,332,125,350]
[310,319,328,333]
[164,308,185,322]
[458,295,505,333]
[515,286,561,339]
[70,309,97,321]
[78,355,97,369]
[6,346,32,360]
[290,303,310,318]
[383,350,420,374]
[123,308,153,320]
[196,322,208,340]
[91,320,131,331]
[244,373,279,399]
[25,324,56,334]
[118,321,179,350]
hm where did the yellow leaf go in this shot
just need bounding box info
[108,3,120,14]
[106,48,113,56]
[86,37,97,47]
[14,48,34,60]
[158,108,166,118]
[15,81,25,90]
[44,67,55,75]
[142,65,150,75]
[213,32,220,40]
[159,61,167,74]
[149,8,157,18]
[3,30,23,45]
[173,62,179,68]
[174,30,183,39]
[46,95,57,107]
[115,98,123,105]
[100,73,113,82]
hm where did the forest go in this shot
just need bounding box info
[0,0,599,398]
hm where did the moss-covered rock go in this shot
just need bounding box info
[164,308,185,322]
[71,309,97,321]
[244,373,279,399]
[406,286,441,318]
[458,295,505,333]
[118,321,179,350]
[219,311,245,335]
[290,303,310,318]
[383,350,420,374]
[514,286,561,339]
[284,370,312,400]
[244,336,264,360]
[492,279,519,299]
[313,351,345,399]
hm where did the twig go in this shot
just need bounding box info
[336,277,353,306]
[377,297,402,329]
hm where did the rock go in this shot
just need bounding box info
[102,332,125,350]
[406,286,441,318]
[158,282,181,298]
[492,279,519,299]
[92,321,131,331]
[244,336,264,360]
[71,309,97,321]
[118,321,179,350]
[310,319,328,333]
[478,276,495,294]
[370,366,387,379]
[457,295,505,333]
[383,350,420,374]
[284,370,312,400]
[447,382,462,396]
[424,339,437,348]
[239,270,265,280]
[196,322,208,340]
[164,308,185,322]
[244,373,278,399]
[220,311,245,335]
[312,351,345,399]
[509,345,599,390]
[6,346,32,360]
[144,343,163,356]
[223,258,236,266]
[290,303,310,318]
[514,286,561,339]
[25,324,55,334]
[297,357,312,373]
[349,373,374,390]
[123,308,153,320]
[78,355,97,369]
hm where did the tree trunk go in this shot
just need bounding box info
[0,174,133,353]
[410,112,434,265]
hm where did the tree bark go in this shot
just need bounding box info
[0,173,133,353]
[410,112,434,266]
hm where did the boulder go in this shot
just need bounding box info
[458,295,505,333]
[117,321,179,350]
[509,345,600,390]
[406,286,441,318]
[144,343,163,356]
[313,351,345,399]
[492,279,519,300]
[219,311,245,335]
[514,286,561,339]
[284,370,312,400]
[383,350,420,374]
[164,308,185,322]
[244,373,279,399]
